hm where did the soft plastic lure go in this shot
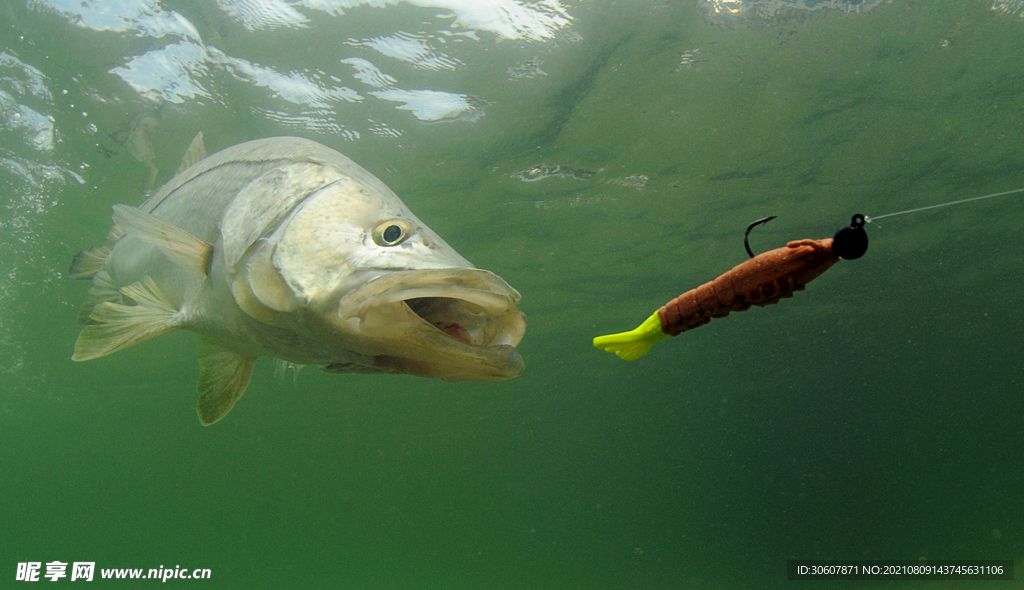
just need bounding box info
[593,215,868,360]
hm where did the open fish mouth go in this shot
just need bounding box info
[335,268,525,381]
[340,267,525,349]
[406,296,514,345]
[355,285,524,348]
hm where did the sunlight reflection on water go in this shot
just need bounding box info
[31,0,575,131]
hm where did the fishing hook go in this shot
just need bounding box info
[744,215,777,258]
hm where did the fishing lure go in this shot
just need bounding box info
[593,215,869,360]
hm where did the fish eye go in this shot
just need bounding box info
[372,220,413,246]
[383,225,402,243]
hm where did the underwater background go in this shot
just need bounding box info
[3,0,1024,588]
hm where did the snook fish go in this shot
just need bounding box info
[70,135,526,425]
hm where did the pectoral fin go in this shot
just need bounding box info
[73,276,182,361]
[195,339,256,426]
[112,204,213,276]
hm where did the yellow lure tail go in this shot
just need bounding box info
[592,312,669,361]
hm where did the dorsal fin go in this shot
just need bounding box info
[177,131,207,175]
[112,204,213,276]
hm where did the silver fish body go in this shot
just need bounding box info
[71,136,525,424]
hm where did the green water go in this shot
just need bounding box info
[2,0,1024,588]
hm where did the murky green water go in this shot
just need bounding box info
[3,1,1024,587]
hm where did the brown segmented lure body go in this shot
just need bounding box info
[594,217,866,361]
[657,238,838,336]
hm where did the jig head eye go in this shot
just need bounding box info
[832,214,868,260]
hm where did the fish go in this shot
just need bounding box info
[70,135,526,425]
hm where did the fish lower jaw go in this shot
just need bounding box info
[322,342,524,382]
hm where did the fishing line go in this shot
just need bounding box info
[865,186,1024,222]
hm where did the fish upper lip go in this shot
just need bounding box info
[354,285,516,318]
[339,268,520,317]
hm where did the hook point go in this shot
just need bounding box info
[744,215,777,258]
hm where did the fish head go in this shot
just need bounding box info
[231,173,525,381]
